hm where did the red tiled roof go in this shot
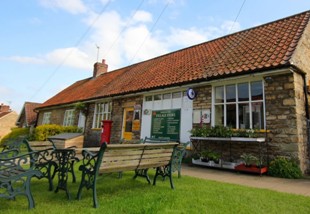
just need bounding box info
[39,11,310,109]
[25,102,40,125]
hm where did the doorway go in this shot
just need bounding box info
[122,107,134,140]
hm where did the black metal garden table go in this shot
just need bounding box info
[52,148,79,199]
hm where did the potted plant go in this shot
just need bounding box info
[200,150,211,162]
[208,151,221,164]
[240,153,258,167]
[235,153,268,174]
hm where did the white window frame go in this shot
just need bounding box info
[211,79,265,129]
[63,109,75,126]
[42,112,51,124]
[92,102,112,128]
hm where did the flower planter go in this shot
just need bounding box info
[234,163,268,174]
[231,137,265,142]
[192,158,221,168]
[191,137,265,142]
[222,161,241,169]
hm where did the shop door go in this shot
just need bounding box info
[122,107,134,140]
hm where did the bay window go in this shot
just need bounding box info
[213,80,265,129]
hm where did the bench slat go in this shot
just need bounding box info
[104,149,144,157]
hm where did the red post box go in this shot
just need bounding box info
[100,120,113,144]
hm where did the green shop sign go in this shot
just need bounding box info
[151,109,181,140]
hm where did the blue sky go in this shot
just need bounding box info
[1,0,310,113]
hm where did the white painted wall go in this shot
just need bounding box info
[141,91,193,143]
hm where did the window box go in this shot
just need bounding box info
[235,163,268,174]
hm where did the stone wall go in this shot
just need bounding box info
[192,85,212,128]
[266,73,309,173]
[191,72,309,173]
[37,107,79,126]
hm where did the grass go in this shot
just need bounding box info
[1,164,310,214]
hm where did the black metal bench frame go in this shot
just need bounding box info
[0,149,42,209]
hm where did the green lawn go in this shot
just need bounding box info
[1,165,310,214]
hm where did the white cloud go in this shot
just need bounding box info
[123,25,168,63]
[45,47,93,70]
[38,0,88,14]
[166,28,207,48]
[132,10,153,23]
[220,20,241,34]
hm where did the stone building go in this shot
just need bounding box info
[36,11,310,173]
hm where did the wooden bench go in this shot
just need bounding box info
[142,137,189,178]
[76,142,179,208]
[24,139,78,191]
[0,149,42,209]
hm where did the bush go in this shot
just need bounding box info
[268,156,302,179]
[33,124,82,141]
[0,127,30,146]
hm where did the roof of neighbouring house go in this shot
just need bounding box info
[38,10,310,109]
[17,102,41,126]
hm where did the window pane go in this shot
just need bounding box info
[215,105,224,126]
[42,112,51,124]
[252,102,264,129]
[215,86,224,103]
[63,110,74,126]
[93,102,112,128]
[154,94,162,100]
[226,104,236,128]
[251,81,263,101]
[239,103,250,129]
[238,83,249,101]
[172,92,181,99]
[163,93,171,99]
[145,96,152,102]
[226,85,236,102]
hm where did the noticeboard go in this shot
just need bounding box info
[150,109,180,140]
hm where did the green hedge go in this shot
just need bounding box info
[33,124,82,141]
[0,127,30,146]
[0,125,82,146]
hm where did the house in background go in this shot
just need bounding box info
[16,102,41,128]
[0,103,18,140]
[36,11,310,174]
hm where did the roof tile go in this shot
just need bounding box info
[39,11,310,109]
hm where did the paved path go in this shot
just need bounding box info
[181,164,310,197]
